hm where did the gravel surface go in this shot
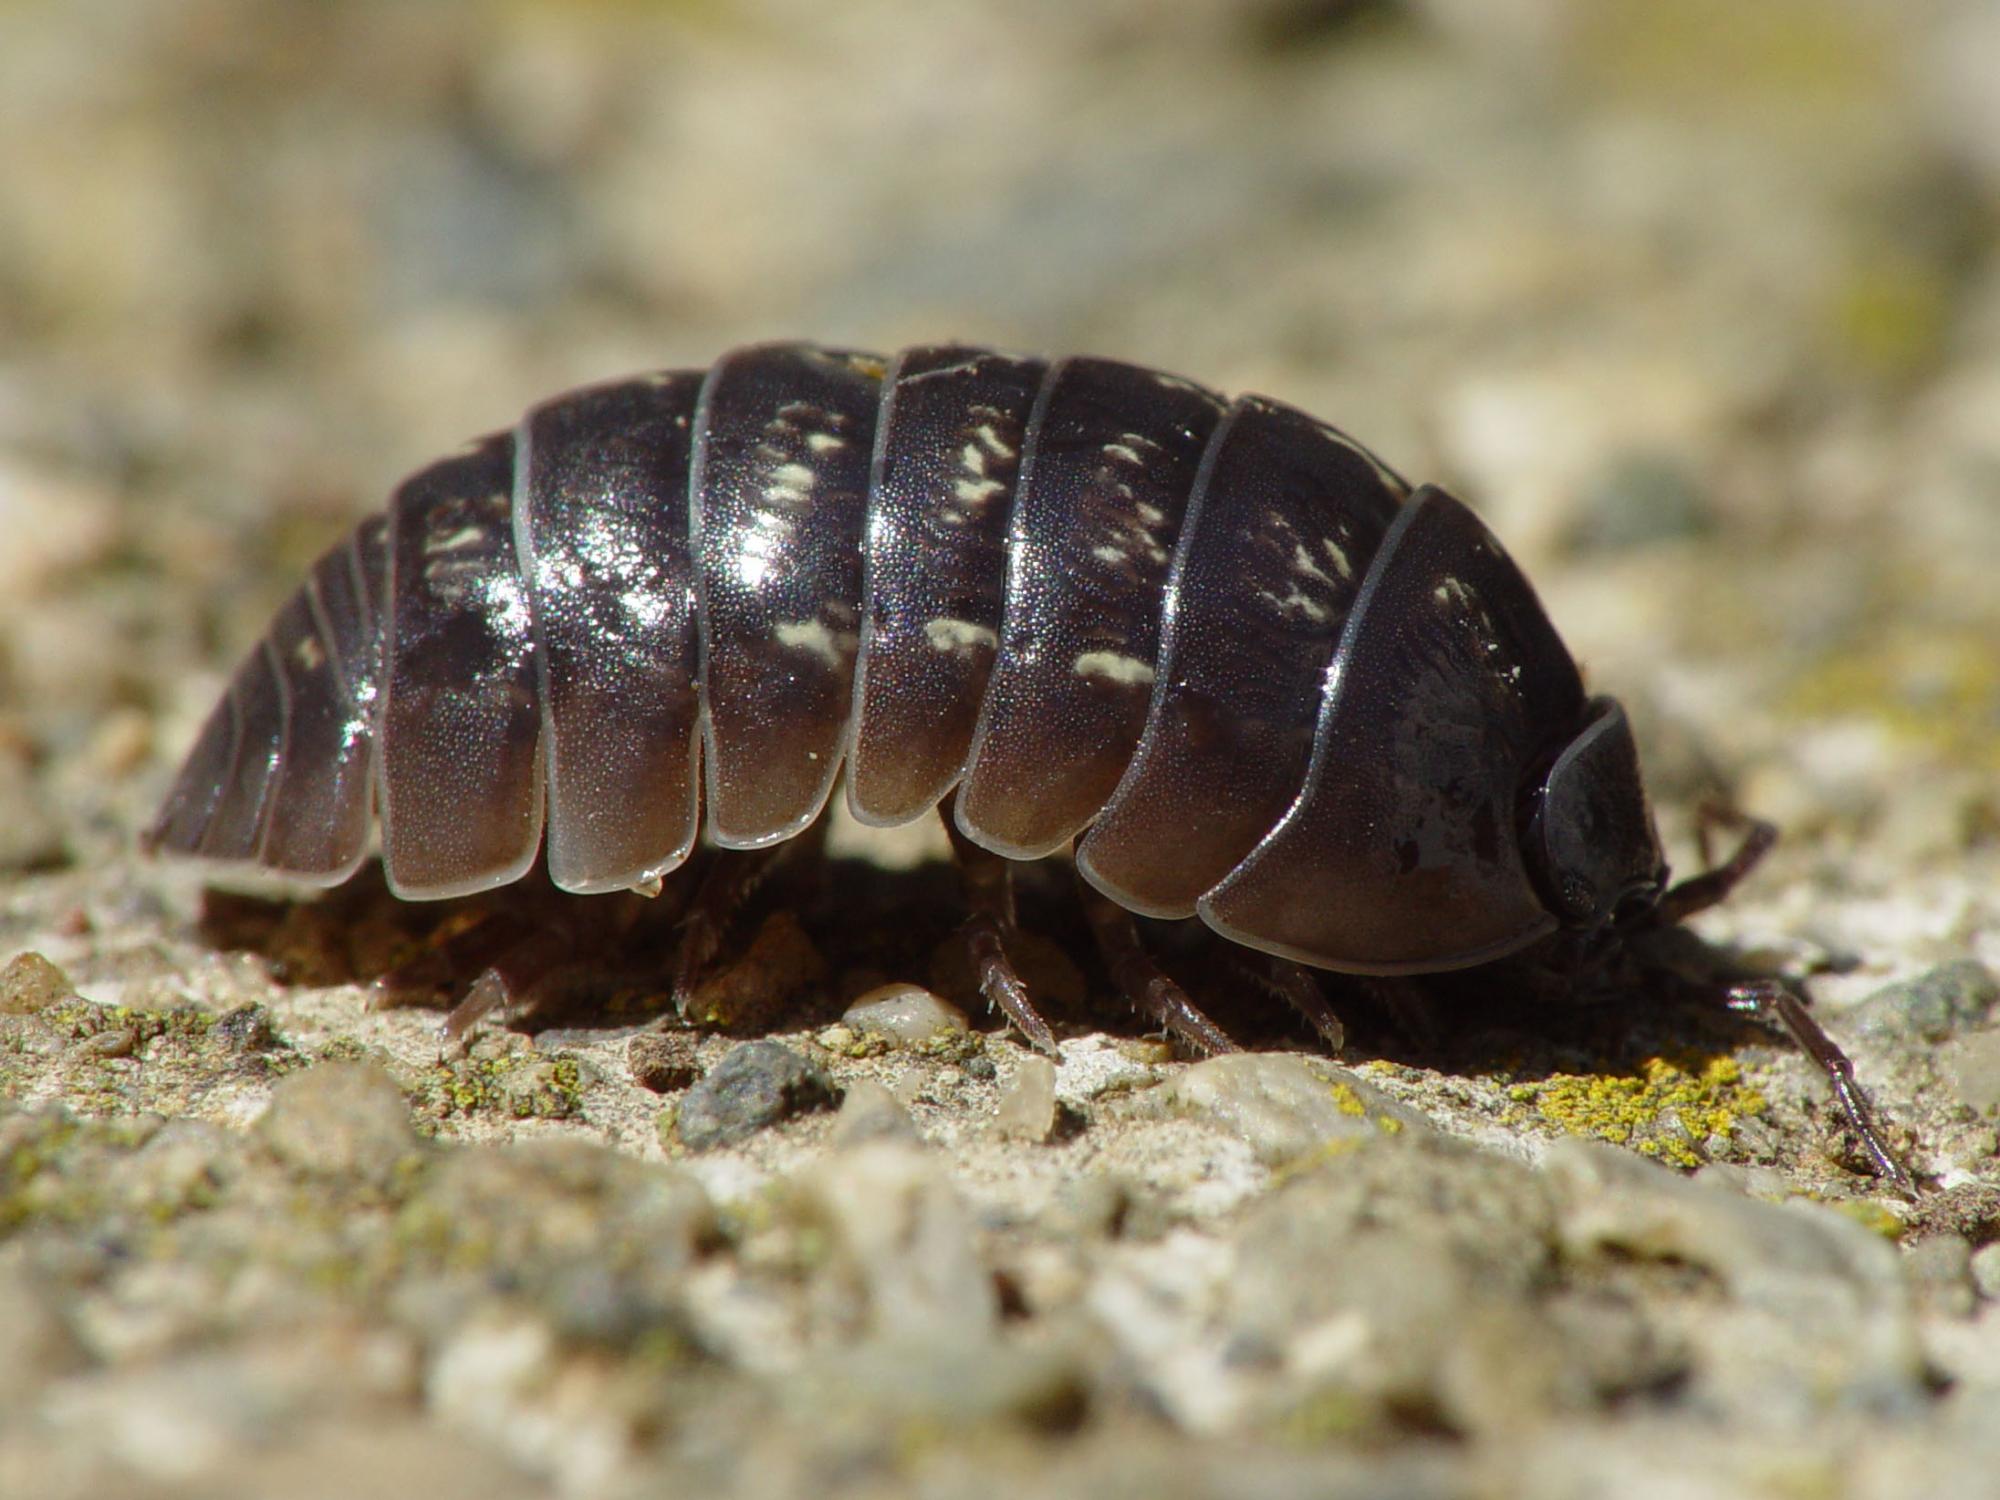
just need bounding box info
[3,2,1998,1496]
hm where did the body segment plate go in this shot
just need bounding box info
[1078,396,1406,916]
[1199,487,1584,971]
[957,358,1225,858]
[517,373,704,892]
[380,434,545,898]
[691,344,885,847]
[848,345,1046,824]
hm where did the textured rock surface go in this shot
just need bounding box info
[3,2,1998,1496]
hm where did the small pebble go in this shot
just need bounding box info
[1564,450,1711,552]
[256,1061,422,1190]
[674,1040,838,1151]
[842,983,968,1045]
[829,1078,921,1148]
[1162,1053,1427,1165]
[1939,1032,2000,1117]
[0,950,73,1014]
[1970,1242,2000,1301]
[214,1004,278,1052]
[627,1030,701,1093]
[80,1026,137,1059]
[994,1056,1059,1143]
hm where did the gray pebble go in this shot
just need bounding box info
[1970,1242,2000,1301]
[1541,1138,1923,1420]
[0,1258,88,1401]
[1565,450,1712,552]
[1852,960,2000,1043]
[674,1041,838,1151]
[805,1141,996,1344]
[1904,1235,1977,1319]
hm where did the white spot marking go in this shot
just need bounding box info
[1322,537,1353,580]
[924,618,998,654]
[1092,544,1129,566]
[426,521,491,555]
[954,476,1008,506]
[767,462,815,503]
[807,432,846,454]
[1291,543,1333,587]
[1104,443,1143,464]
[1262,588,1330,624]
[1074,651,1155,686]
[774,619,849,668]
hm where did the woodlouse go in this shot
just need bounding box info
[146,341,1912,1190]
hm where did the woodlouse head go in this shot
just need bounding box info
[1521,696,1669,938]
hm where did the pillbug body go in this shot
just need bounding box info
[148,341,1911,1189]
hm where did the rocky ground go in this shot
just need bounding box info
[2,2,1998,1495]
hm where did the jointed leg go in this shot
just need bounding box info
[1656,813,1778,926]
[941,796,1059,1055]
[1258,956,1347,1052]
[1074,869,1238,1056]
[1727,979,1916,1196]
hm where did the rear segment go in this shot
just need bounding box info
[145,519,384,884]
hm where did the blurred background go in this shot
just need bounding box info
[1,0,1995,903]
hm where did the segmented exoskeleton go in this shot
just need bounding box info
[147,341,1913,1190]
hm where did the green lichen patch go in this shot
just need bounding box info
[1,987,298,1117]
[1505,1055,1768,1171]
[411,1046,592,1126]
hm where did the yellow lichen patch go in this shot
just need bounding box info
[1832,1198,1907,1240]
[1786,626,2000,774]
[1506,1056,1767,1170]
[1324,1078,1370,1119]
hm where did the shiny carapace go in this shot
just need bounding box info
[149,342,1667,975]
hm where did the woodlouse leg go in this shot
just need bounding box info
[1255,956,1347,1052]
[670,837,812,1022]
[1726,978,1916,1197]
[1208,945,1347,1051]
[940,797,1059,1055]
[372,912,526,1008]
[439,923,578,1048]
[1074,871,1239,1056]
[1654,814,1778,926]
